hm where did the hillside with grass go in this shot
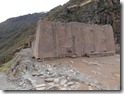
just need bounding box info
[0,13,45,64]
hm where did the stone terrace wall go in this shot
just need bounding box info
[33,20,115,59]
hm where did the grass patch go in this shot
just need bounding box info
[0,60,13,73]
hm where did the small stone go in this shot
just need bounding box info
[60,88,67,90]
[37,74,44,76]
[37,59,43,62]
[67,88,72,90]
[85,81,89,85]
[93,79,98,84]
[62,76,65,78]
[67,76,71,80]
[88,86,93,90]
[70,61,74,63]
[90,83,95,86]
[36,87,46,90]
[71,55,77,58]
[48,82,54,86]
[19,81,24,86]
[47,67,53,71]
[67,82,74,86]
[73,72,76,75]
[35,84,45,88]
[75,82,80,86]
[54,84,59,87]
[70,85,77,89]
[48,71,53,75]
[82,59,87,63]
[45,78,54,82]
[54,78,60,84]
[64,84,67,87]
[32,73,37,76]
[30,80,36,84]
[60,79,67,85]
[39,72,44,75]
[47,86,59,90]
[70,70,73,72]
[49,73,56,77]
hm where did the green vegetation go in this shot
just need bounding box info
[0,13,45,64]
[0,60,13,73]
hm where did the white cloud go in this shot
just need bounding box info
[0,0,69,22]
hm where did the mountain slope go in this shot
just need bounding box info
[0,13,45,64]
[44,0,120,44]
[0,0,120,64]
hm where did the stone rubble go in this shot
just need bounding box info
[6,48,120,90]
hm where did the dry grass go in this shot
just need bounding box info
[0,60,13,73]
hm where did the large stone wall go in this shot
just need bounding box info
[33,20,115,59]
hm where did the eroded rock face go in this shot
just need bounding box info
[44,0,120,45]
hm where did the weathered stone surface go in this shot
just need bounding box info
[33,21,115,59]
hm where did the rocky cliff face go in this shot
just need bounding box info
[44,0,120,45]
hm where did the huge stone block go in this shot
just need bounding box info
[33,20,115,59]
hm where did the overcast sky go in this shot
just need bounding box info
[0,0,69,23]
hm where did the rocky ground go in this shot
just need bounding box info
[0,48,120,90]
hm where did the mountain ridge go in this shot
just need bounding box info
[44,0,120,44]
[0,12,45,64]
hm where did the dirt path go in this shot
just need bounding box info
[45,54,120,90]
